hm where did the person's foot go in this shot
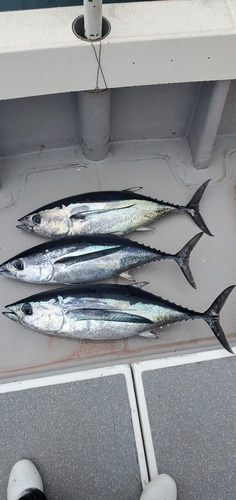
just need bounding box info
[7,459,44,500]
[140,474,177,500]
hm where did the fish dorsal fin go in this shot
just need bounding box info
[122,186,143,193]
[131,281,149,288]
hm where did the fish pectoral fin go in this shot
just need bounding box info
[66,308,154,324]
[54,246,121,266]
[69,204,137,220]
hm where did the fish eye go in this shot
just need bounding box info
[14,259,24,271]
[32,214,41,224]
[21,303,33,315]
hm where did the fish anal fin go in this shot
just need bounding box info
[139,331,158,339]
[119,271,134,281]
[136,226,155,232]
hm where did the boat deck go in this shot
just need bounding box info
[1,4,236,496]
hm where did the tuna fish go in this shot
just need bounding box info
[0,233,203,288]
[17,181,212,238]
[3,283,234,353]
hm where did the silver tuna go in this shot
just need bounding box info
[0,233,203,288]
[3,283,234,353]
[17,181,212,238]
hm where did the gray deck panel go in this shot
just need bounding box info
[142,356,236,500]
[0,374,142,500]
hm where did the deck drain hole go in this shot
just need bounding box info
[72,15,111,41]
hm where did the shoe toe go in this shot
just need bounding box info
[7,459,43,500]
[140,473,177,500]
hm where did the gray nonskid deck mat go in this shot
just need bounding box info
[0,369,145,500]
[139,356,236,500]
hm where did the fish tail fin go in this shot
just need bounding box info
[174,232,203,289]
[202,285,235,353]
[186,179,213,236]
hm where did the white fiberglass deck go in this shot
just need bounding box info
[0,137,236,379]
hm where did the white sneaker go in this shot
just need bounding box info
[140,474,177,500]
[7,459,44,500]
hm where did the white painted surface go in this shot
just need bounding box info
[0,1,236,98]
[1,136,236,378]
[84,0,102,40]
[188,80,231,168]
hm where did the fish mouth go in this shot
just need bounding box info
[2,310,20,323]
[16,223,34,233]
[17,215,35,230]
[0,264,12,277]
